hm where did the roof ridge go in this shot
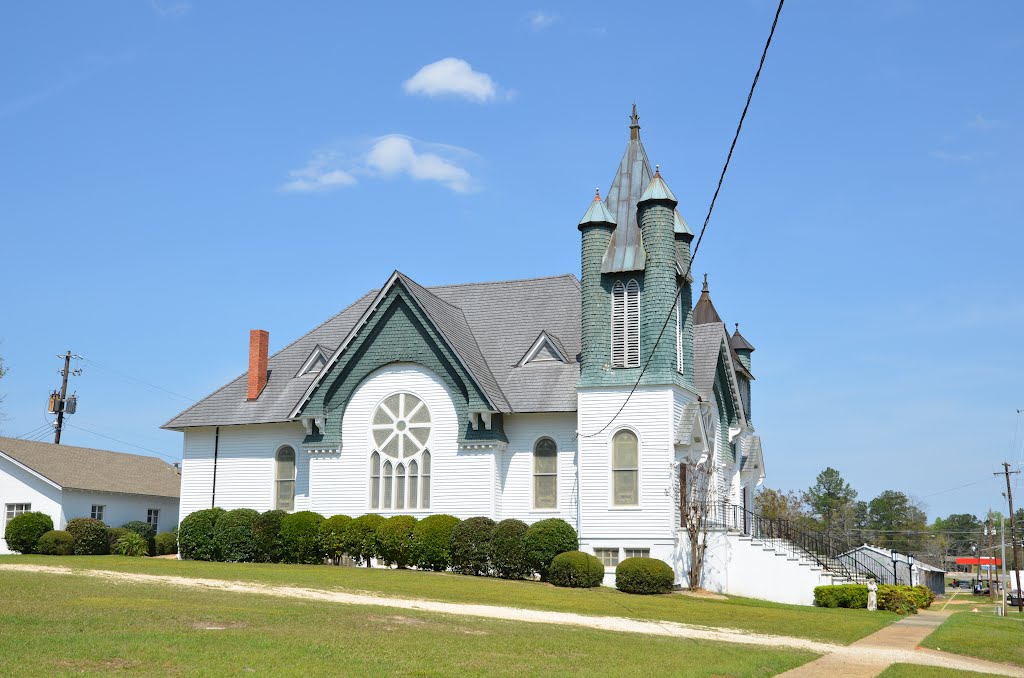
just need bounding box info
[0,436,176,466]
[426,273,578,290]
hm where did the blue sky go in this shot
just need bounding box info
[1,1,1021,520]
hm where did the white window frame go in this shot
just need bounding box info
[609,427,641,509]
[675,295,684,374]
[4,503,31,529]
[624,548,650,559]
[532,437,558,511]
[147,508,160,533]
[274,445,297,512]
[594,547,620,568]
[368,391,432,511]
[90,504,105,521]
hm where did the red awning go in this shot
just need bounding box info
[955,557,1002,565]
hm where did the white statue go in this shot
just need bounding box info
[867,579,878,611]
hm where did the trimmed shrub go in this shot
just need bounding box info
[36,530,74,556]
[112,532,150,557]
[489,519,530,579]
[878,585,918,615]
[107,527,133,551]
[280,511,325,564]
[450,516,496,576]
[911,585,935,609]
[121,520,156,540]
[214,508,260,562]
[344,514,385,566]
[549,550,604,588]
[412,514,460,571]
[320,514,353,564]
[376,515,418,568]
[178,508,225,561]
[3,511,54,554]
[252,510,287,563]
[813,584,869,609]
[66,517,110,556]
[615,557,674,595]
[524,518,578,581]
[155,531,178,556]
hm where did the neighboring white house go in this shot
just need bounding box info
[838,544,947,596]
[0,436,181,554]
[163,110,859,605]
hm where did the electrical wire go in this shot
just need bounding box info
[15,423,51,440]
[79,357,197,404]
[577,0,786,439]
[63,422,180,463]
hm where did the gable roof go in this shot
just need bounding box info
[692,323,748,425]
[164,273,581,429]
[0,437,180,498]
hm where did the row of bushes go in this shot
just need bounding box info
[3,511,177,557]
[813,583,935,614]
[179,509,581,581]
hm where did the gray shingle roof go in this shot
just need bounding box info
[164,273,581,429]
[0,437,181,498]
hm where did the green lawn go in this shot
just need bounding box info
[0,554,897,644]
[0,570,817,677]
[920,610,1024,667]
[878,664,999,678]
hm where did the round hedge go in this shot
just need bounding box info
[320,514,353,563]
[36,530,74,556]
[412,514,460,571]
[489,518,530,579]
[450,516,495,575]
[107,527,133,551]
[121,520,156,540]
[376,515,418,568]
[524,518,578,581]
[178,507,225,561]
[155,531,178,556]
[113,532,150,557]
[252,510,287,563]
[3,511,53,554]
[280,511,325,564]
[344,514,385,565]
[549,550,605,588]
[66,517,110,555]
[615,556,674,595]
[214,508,260,562]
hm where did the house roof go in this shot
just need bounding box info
[164,273,581,429]
[0,437,181,498]
[843,544,946,573]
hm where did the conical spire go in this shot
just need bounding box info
[693,273,723,325]
[730,322,756,352]
[578,188,616,229]
[602,104,653,273]
[639,164,678,204]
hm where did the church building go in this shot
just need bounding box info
[165,109,802,599]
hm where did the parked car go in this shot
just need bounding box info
[1007,590,1024,607]
[956,580,973,589]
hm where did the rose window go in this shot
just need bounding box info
[371,393,431,458]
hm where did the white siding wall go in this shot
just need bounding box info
[499,412,577,527]
[0,456,63,554]
[62,490,179,534]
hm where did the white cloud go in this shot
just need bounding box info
[929,149,984,162]
[967,114,1007,130]
[281,136,476,194]
[403,58,497,103]
[148,0,190,18]
[527,10,557,31]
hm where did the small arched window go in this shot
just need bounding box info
[408,460,419,508]
[275,446,296,511]
[611,279,640,368]
[370,452,381,509]
[395,463,406,510]
[421,450,431,509]
[533,438,558,509]
[611,430,639,506]
[383,461,393,508]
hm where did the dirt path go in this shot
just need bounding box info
[1,563,1021,677]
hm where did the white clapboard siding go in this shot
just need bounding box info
[0,455,63,554]
[499,412,578,526]
[62,490,179,533]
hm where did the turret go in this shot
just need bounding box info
[636,166,680,383]
[578,189,616,383]
[730,323,755,372]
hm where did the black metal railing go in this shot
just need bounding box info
[702,502,898,585]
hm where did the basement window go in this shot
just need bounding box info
[594,548,619,568]
[624,548,650,559]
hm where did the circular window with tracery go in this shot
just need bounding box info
[372,392,431,458]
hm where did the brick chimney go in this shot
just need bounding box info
[247,329,269,400]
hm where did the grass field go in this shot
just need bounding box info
[0,570,817,677]
[920,610,1024,667]
[877,664,1000,678]
[0,554,897,644]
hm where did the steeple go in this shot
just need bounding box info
[730,322,755,373]
[693,274,723,325]
[602,104,654,273]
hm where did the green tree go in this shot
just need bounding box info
[755,488,806,523]
[932,513,981,557]
[867,490,928,553]
[803,467,857,542]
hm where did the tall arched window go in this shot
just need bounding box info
[370,452,381,509]
[611,430,639,506]
[533,438,558,509]
[383,461,393,508]
[275,446,296,511]
[408,460,419,508]
[675,295,684,374]
[395,463,406,510]
[421,450,431,509]
[611,279,640,368]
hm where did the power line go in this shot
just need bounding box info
[63,421,180,463]
[578,0,786,439]
[16,423,51,440]
[919,476,996,499]
[80,357,197,404]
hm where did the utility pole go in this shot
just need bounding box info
[1001,508,1008,616]
[997,462,1023,613]
[48,352,81,444]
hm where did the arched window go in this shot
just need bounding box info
[408,460,419,508]
[675,295,684,374]
[383,461,393,508]
[370,452,381,509]
[275,446,296,511]
[533,438,558,509]
[611,279,640,368]
[395,463,406,510]
[421,450,431,509]
[611,430,639,506]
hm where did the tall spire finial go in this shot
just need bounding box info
[702,273,709,292]
[629,102,640,140]
[594,187,601,202]
[735,322,740,332]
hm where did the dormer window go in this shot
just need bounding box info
[611,279,640,368]
[297,346,328,377]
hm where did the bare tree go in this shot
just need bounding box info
[679,458,713,590]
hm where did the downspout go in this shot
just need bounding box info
[575,447,582,542]
[211,426,220,508]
